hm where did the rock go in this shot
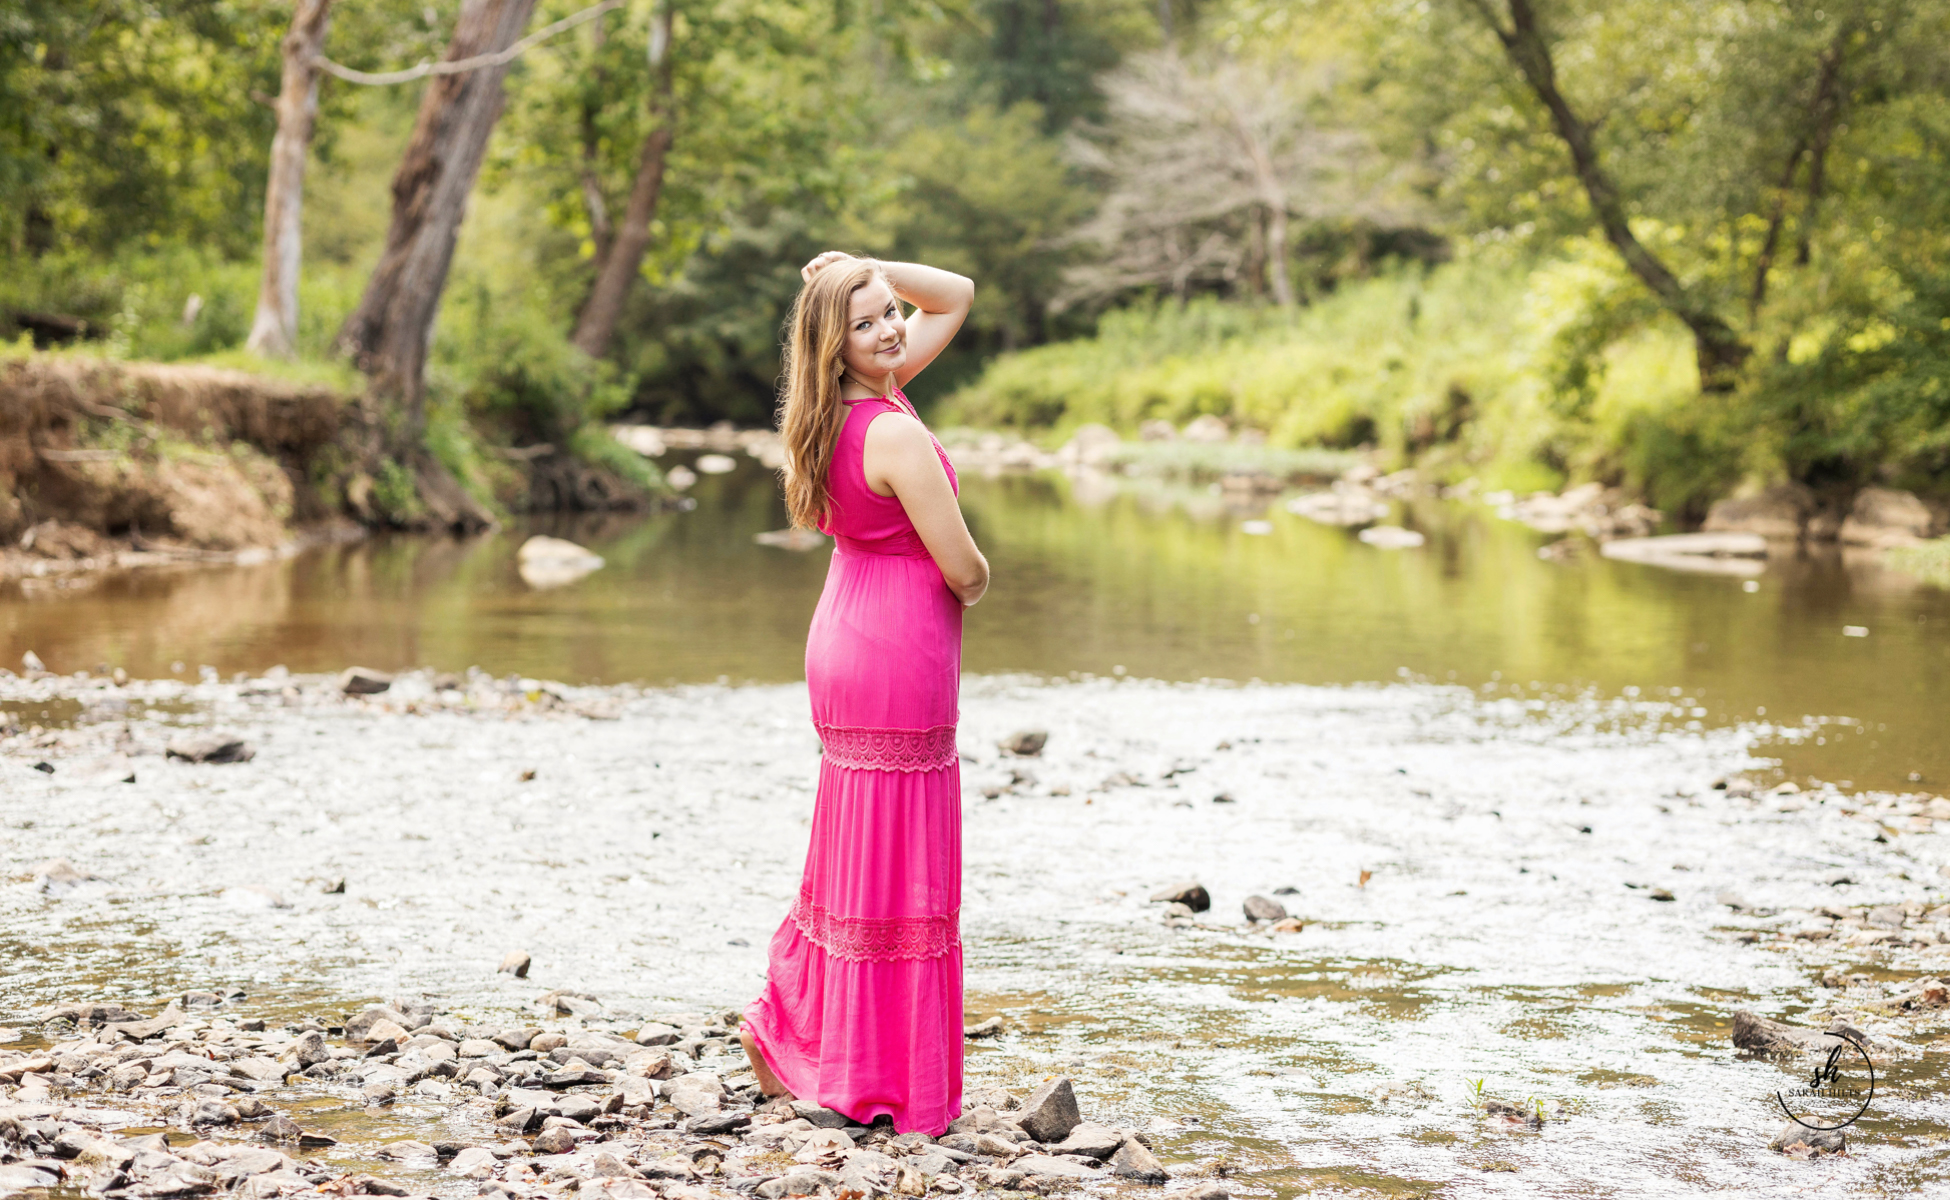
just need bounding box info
[1242,895,1287,922]
[964,1016,1004,1039]
[363,1018,410,1045]
[1051,1122,1123,1160]
[1015,1077,1082,1144]
[339,667,394,695]
[687,1112,753,1136]
[788,1100,851,1128]
[321,877,345,894]
[537,990,602,1018]
[165,734,255,764]
[554,1095,601,1123]
[1841,487,1935,548]
[458,1039,499,1058]
[1731,1010,1871,1056]
[516,537,607,589]
[1186,1182,1229,1200]
[1011,1155,1103,1181]
[999,731,1048,757]
[1138,419,1177,442]
[33,858,108,897]
[1770,1121,1846,1156]
[1107,1138,1167,1183]
[1057,424,1122,468]
[346,1007,413,1042]
[1600,532,1767,572]
[1703,483,1817,540]
[1357,525,1425,549]
[495,1107,540,1135]
[530,1031,568,1053]
[634,1022,679,1046]
[531,1127,577,1155]
[450,1147,497,1179]
[1181,415,1229,443]
[498,951,532,978]
[1865,977,1950,1011]
[288,1031,328,1068]
[1148,881,1210,912]
[20,650,46,672]
[1287,486,1390,526]
[757,1170,844,1199]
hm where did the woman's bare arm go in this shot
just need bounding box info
[863,413,989,605]
[879,260,973,388]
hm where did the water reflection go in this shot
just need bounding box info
[2,455,1946,789]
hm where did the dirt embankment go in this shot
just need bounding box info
[0,356,362,578]
[1,356,666,582]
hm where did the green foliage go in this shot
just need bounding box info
[1887,538,1950,587]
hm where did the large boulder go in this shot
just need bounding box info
[1702,483,1815,539]
[1840,487,1935,548]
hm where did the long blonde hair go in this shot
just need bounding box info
[778,257,886,530]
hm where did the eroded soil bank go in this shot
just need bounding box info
[7,672,1950,1197]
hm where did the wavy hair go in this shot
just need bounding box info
[778,257,886,530]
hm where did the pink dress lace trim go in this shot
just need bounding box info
[817,722,958,772]
[789,886,960,962]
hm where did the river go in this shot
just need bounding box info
[4,451,1947,791]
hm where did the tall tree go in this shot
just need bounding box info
[570,0,674,359]
[337,0,537,528]
[246,0,336,358]
[1457,0,1750,388]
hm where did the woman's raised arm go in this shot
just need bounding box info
[878,260,972,387]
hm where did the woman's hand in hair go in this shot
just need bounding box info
[800,251,855,283]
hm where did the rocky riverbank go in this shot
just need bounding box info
[0,996,1185,1200]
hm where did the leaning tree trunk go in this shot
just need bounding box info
[337,0,536,530]
[245,0,335,358]
[569,0,675,360]
[339,0,536,445]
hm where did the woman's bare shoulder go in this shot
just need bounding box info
[861,408,932,452]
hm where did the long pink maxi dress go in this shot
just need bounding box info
[743,389,964,1134]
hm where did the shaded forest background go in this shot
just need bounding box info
[5,0,1950,522]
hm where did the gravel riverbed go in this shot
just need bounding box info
[7,669,1950,1197]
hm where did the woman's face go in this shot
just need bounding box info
[838,278,907,381]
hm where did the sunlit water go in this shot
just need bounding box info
[4,453,1947,790]
[6,454,1950,1197]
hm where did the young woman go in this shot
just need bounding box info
[739,252,987,1135]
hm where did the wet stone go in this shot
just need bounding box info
[1148,881,1210,912]
[1107,1137,1167,1183]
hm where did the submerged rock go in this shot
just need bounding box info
[339,667,393,695]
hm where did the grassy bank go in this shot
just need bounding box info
[939,248,1850,520]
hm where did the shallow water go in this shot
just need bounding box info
[6,673,1950,1197]
[3,455,1946,791]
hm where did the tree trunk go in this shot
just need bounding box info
[577,13,614,268]
[570,0,674,360]
[246,0,335,358]
[1226,103,1293,307]
[338,0,538,444]
[1470,0,1749,389]
[1749,27,1849,324]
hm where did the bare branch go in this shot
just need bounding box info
[316,0,622,87]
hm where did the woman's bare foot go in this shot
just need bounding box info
[741,1028,794,1099]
